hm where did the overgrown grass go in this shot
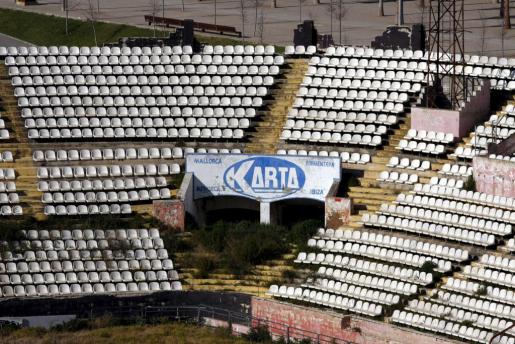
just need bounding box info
[0,8,283,52]
[3,321,252,344]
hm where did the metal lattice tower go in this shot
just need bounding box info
[426,0,467,110]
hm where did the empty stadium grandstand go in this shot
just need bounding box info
[0,1,514,343]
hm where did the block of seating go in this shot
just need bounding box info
[36,163,181,179]
[429,176,464,189]
[41,188,171,204]
[292,94,405,114]
[0,181,16,192]
[376,203,511,237]
[268,284,383,317]
[475,125,514,140]
[38,177,167,192]
[362,212,495,247]
[387,156,431,171]
[395,193,515,224]
[0,205,22,216]
[377,171,418,185]
[405,129,454,144]
[314,228,469,263]
[0,192,20,204]
[439,163,472,178]
[6,45,284,142]
[0,228,181,297]
[443,277,515,307]
[276,149,369,165]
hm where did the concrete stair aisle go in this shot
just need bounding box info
[176,250,298,297]
[245,59,309,154]
[0,62,45,219]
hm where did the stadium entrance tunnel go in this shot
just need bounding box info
[197,196,260,225]
[273,198,324,226]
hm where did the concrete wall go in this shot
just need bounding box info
[251,298,459,344]
[473,156,515,197]
[411,81,491,139]
[153,200,185,231]
[325,197,352,229]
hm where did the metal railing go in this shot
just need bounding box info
[80,304,356,344]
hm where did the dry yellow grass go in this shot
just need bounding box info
[1,323,252,344]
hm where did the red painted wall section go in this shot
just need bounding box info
[411,81,490,139]
[325,197,352,228]
[473,156,515,198]
[251,298,459,344]
[152,200,185,231]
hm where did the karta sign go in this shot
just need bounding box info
[186,154,340,202]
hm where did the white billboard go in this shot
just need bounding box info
[185,154,341,202]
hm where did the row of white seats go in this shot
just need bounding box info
[16,228,161,241]
[433,290,515,321]
[293,98,404,113]
[387,156,431,171]
[397,139,446,155]
[303,69,425,83]
[25,117,251,130]
[487,154,515,163]
[308,278,400,305]
[297,89,409,103]
[439,163,472,177]
[11,74,275,87]
[0,169,15,180]
[405,129,454,144]
[7,54,283,67]
[463,266,515,289]
[28,127,245,140]
[42,188,171,204]
[38,177,167,192]
[2,44,275,56]
[377,171,419,185]
[284,121,386,134]
[288,109,398,125]
[0,193,19,204]
[469,134,498,150]
[0,205,22,216]
[310,57,427,72]
[475,125,514,139]
[37,163,180,179]
[0,182,16,192]
[314,228,468,262]
[298,79,421,93]
[268,284,383,316]
[21,106,258,119]
[276,149,370,164]
[44,204,131,216]
[316,268,417,296]
[391,310,502,344]
[362,213,495,246]
[17,95,264,108]
[33,147,241,162]
[429,176,464,189]
[378,203,511,236]
[9,64,281,78]
[1,281,182,298]
[451,146,485,159]
[284,46,317,56]
[395,193,515,224]
[479,254,515,273]
[281,130,382,146]
[296,243,447,272]
[412,183,515,210]
[15,85,269,98]
[325,45,515,69]
[443,277,514,307]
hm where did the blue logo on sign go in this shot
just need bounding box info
[223,157,306,200]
